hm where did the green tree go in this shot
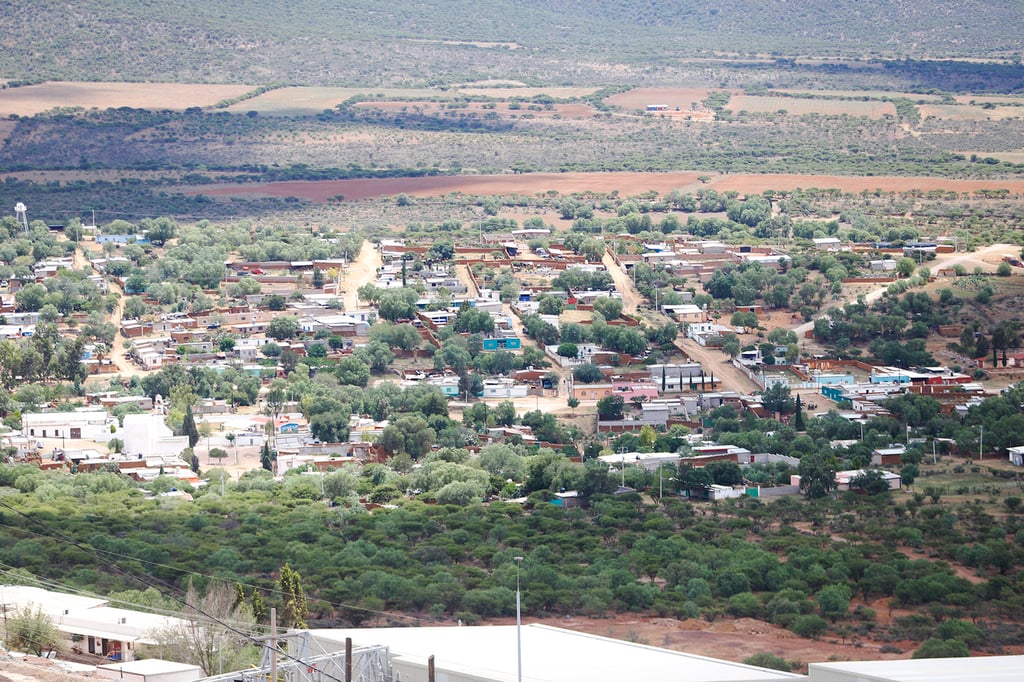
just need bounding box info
[335,356,370,387]
[722,335,741,359]
[762,383,795,415]
[790,614,827,639]
[182,404,199,448]
[278,563,308,629]
[849,470,891,496]
[573,363,605,383]
[260,441,274,472]
[896,257,916,277]
[557,342,579,359]
[798,452,835,499]
[266,315,298,341]
[592,297,623,320]
[816,584,851,621]
[912,638,969,659]
[7,605,62,656]
[596,394,625,421]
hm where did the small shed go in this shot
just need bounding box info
[96,659,203,682]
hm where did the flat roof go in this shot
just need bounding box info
[97,658,203,675]
[808,655,1024,681]
[309,624,801,682]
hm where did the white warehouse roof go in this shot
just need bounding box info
[308,624,802,682]
[808,655,1024,682]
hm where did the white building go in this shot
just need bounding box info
[0,584,188,663]
[808,656,1024,682]
[96,658,203,682]
[22,409,117,441]
[482,378,529,399]
[304,625,802,682]
[122,414,189,458]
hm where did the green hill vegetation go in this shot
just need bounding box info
[2,1,1022,85]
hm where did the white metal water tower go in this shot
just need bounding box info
[14,202,27,232]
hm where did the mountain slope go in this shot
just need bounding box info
[0,1,1021,85]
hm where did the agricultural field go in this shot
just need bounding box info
[919,103,1023,121]
[772,89,945,102]
[189,172,1024,205]
[604,87,712,112]
[226,86,443,116]
[728,95,896,119]
[456,86,600,99]
[0,81,251,116]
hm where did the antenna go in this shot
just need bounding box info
[14,203,27,233]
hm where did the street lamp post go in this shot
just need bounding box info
[514,556,524,682]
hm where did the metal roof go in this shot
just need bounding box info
[307,624,802,682]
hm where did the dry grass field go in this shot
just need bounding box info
[456,86,600,98]
[604,87,714,111]
[728,95,896,118]
[773,88,943,101]
[919,103,1022,120]
[225,86,442,116]
[0,81,251,116]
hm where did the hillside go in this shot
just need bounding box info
[1,1,1022,85]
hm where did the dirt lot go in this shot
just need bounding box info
[479,612,919,671]
[0,82,251,116]
[189,172,1024,204]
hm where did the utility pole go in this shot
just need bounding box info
[269,608,277,682]
[979,424,984,461]
[514,556,524,682]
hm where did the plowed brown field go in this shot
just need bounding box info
[189,172,1024,202]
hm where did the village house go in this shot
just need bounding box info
[22,409,117,441]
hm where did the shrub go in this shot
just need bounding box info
[743,653,791,672]
[790,614,828,639]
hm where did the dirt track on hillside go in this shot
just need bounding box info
[188,172,1024,202]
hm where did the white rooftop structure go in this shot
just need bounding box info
[306,624,801,682]
[96,658,203,682]
[808,655,1024,682]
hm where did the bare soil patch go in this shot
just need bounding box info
[0,82,251,116]
[708,174,1024,195]
[482,614,905,669]
[188,172,1024,204]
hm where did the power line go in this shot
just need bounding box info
[0,497,345,681]
[0,515,424,624]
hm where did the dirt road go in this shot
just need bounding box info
[677,338,761,394]
[601,249,643,314]
[343,240,382,310]
[75,243,143,379]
